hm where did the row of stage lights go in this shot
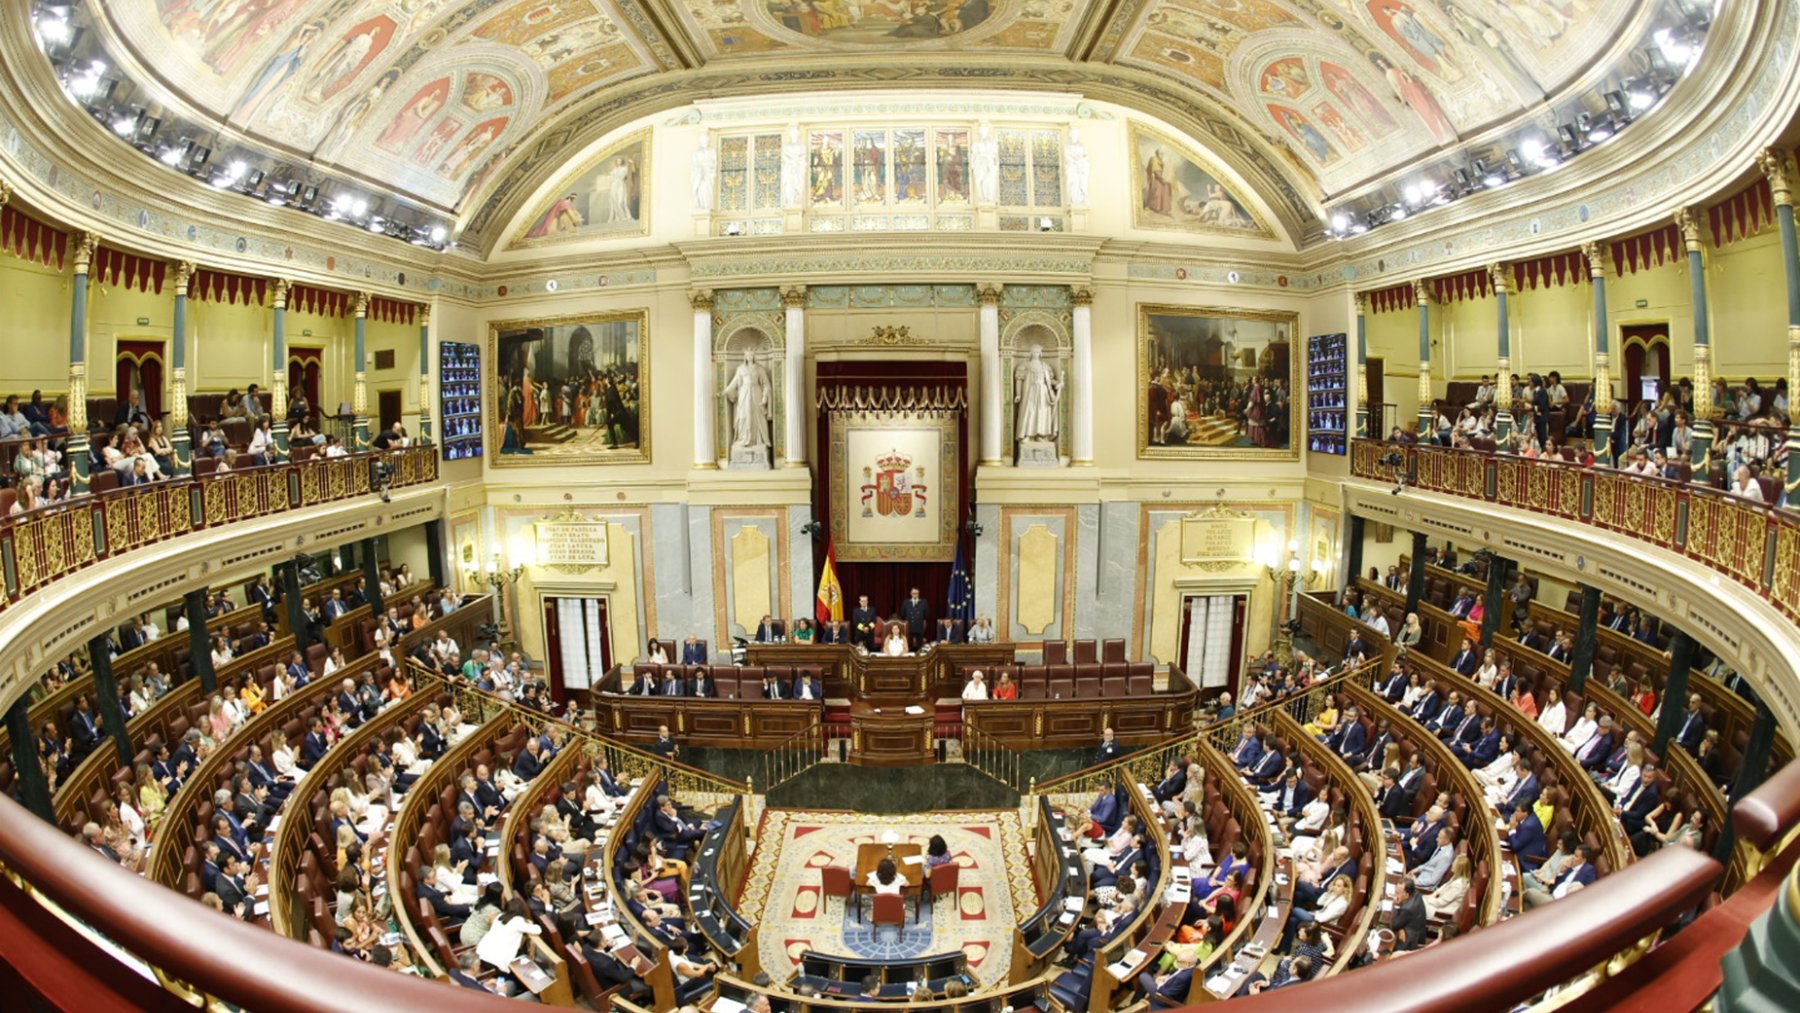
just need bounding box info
[1320,8,1714,241]
[32,6,454,251]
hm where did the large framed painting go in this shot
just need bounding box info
[508,130,649,247]
[490,311,650,466]
[827,407,961,562]
[1129,124,1273,239]
[1138,304,1299,461]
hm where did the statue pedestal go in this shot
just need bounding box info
[728,446,771,469]
[1015,440,1059,467]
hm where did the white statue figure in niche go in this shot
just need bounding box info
[780,124,806,208]
[972,122,999,206]
[1013,344,1062,443]
[720,349,773,453]
[1064,127,1089,206]
[692,133,718,212]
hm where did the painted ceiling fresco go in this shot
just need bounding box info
[102,0,1640,234]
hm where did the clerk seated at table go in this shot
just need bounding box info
[867,857,904,895]
[883,621,910,657]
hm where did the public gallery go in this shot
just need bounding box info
[1,2,1798,1011]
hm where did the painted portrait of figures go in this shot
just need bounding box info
[1138,305,1299,460]
[491,311,650,466]
[1130,125,1271,238]
[764,0,994,43]
[512,132,649,245]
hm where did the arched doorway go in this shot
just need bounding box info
[114,341,164,419]
[288,348,323,423]
[1621,325,1669,409]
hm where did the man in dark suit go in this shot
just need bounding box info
[247,577,275,621]
[1094,727,1122,765]
[1272,770,1312,821]
[299,716,329,768]
[1447,590,1475,618]
[592,758,627,799]
[1377,664,1408,701]
[820,619,849,645]
[472,765,506,817]
[935,617,960,644]
[513,739,545,781]
[649,724,680,761]
[660,670,686,697]
[1246,744,1287,788]
[1331,707,1367,758]
[651,795,705,859]
[322,588,349,622]
[679,635,707,665]
[760,673,786,699]
[1492,663,1519,703]
[1409,681,1444,724]
[689,667,714,698]
[629,668,659,695]
[1230,728,1264,770]
[1547,633,1573,664]
[1501,768,1541,812]
[1615,763,1661,836]
[754,615,781,643]
[1449,640,1479,676]
[1375,769,1413,820]
[1153,759,1186,802]
[1390,878,1428,950]
[1674,694,1709,753]
[1526,845,1596,907]
[850,595,879,650]
[1137,951,1197,1009]
[119,619,147,652]
[419,878,472,921]
[1506,804,1549,870]
[1343,630,1369,663]
[1403,805,1445,867]
[214,853,257,920]
[792,672,822,702]
[1457,719,1503,768]
[1574,717,1619,773]
[900,587,931,650]
[1428,692,1466,738]
[69,696,102,757]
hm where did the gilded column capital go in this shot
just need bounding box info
[780,285,807,308]
[1487,263,1508,294]
[1353,291,1368,314]
[1071,286,1094,308]
[272,278,290,308]
[1581,241,1606,278]
[690,289,713,312]
[977,283,1003,307]
[0,178,12,208]
[355,292,370,317]
[1674,207,1704,251]
[73,232,99,275]
[1761,148,1794,208]
[1412,280,1429,306]
[173,261,195,294]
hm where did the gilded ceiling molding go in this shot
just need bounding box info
[1763,148,1795,207]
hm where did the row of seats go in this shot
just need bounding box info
[961,662,1160,700]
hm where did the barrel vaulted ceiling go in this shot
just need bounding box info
[92,0,1643,250]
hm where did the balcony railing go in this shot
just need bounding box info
[1350,439,1800,626]
[0,447,439,609]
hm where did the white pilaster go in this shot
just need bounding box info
[692,291,717,468]
[1070,287,1094,465]
[782,286,807,467]
[979,283,1002,465]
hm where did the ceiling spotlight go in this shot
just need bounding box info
[1453,167,1475,192]
[35,14,71,46]
[1348,221,1368,235]
[1388,204,1408,221]
[429,225,448,243]
[1580,113,1615,142]
[367,217,387,233]
[1653,28,1695,68]
[111,113,136,136]
[1329,211,1349,231]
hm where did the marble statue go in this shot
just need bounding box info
[720,349,772,454]
[780,124,806,208]
[1065,127,1089,206]
[972,122,999,206]
[692,133,718,213]
[1013,344,1062,443]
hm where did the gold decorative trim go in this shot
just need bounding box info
[977,283,1002,307]
[1487,262,1507,294]
[1071,287,1093,308]
[1127,123,1275,239]
[996,505,1078,643]
[73,232,98,274]
[272,278,290,308]
[486,308,653,468]
[1582,241,1606,278]
[1135,302,1302,461]
[710,507,792,647]
[691,290,714,312]
[815,385,966,412]
[1412,280,1429,306]
[1674,207,1703,251]
[504,128,653,250]
[1762,148,1794,208]
[781,285,807,309]
[861,324,926,347]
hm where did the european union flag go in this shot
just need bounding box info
[946,538,974,626]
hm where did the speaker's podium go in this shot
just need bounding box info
[846,701,933,767]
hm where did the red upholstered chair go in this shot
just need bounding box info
[1019,665,1048,700]
[923,860,960,920]
[1043,640,1068,665]
[1047,665,1075,700]
[1101,639,1126,663]
[1075,672,1101,698]
[1073,640,1098,664]
[820,865,852,916]
[1126,663,1154,696]
[872,892,907,939]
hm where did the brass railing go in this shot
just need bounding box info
[960,720,1024,791]
[760,716,826,792]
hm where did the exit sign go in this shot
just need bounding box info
[1634,299,1648,308]
[136,316,150,325]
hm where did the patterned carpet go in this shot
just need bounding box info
[737,809,1037,987]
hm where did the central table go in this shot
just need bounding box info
[854,842,925,890]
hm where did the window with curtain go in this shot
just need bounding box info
[552,597,607,690]
[1184,595,1238,689]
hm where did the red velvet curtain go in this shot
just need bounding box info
[812,361,971,625]
[115,341,166,419]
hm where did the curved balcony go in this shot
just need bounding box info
[0,439,1796,1011]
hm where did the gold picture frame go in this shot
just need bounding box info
[1137,303,1300,461]
[827,407,962,562]
[489,309,651,467]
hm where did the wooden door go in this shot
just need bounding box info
[378,390,403,432]
[1365,357,1386,434]
[1620,325,1669,409]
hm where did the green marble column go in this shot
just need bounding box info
[1404,531,1427,617]
[88,632,132,770]
[66,234,97,492]
[361,537,386,619]
[168,262,195,475]
[1653,632,1694,754]
[1759,151,1800,494]
[1716,859,1800,1012]
[353,293,370,451]
[1415,281,1433,437]
[1355,294,1369,438]
[279,561,309,655]
[1676,209,1713,467]
[417,318,433,441]
[271,280,290,453]
[1566,585,1601,695]
[1479,556,1507,649]
[185,588,216,694]
[1584,243,1614,463]
[5,696,52,822]
[1492,263,1514,441]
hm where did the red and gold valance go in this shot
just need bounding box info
[1510,252,1588,291]
[92,248,167,294]
[1609,224,1682,276]
[0,204,68,270]
[368,296,420,325]
[287,283,351,318]
[1364,282,1417,314]
[1430,268,1492,305]
[190,269,268,306]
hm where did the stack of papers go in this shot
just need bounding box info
[713,1000,747,1013]
[1062,897,1084,913]
[901,854,925,866]
[1057,912,1077,926]
[904,705,926,715]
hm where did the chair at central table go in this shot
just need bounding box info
[852,841,924,923]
